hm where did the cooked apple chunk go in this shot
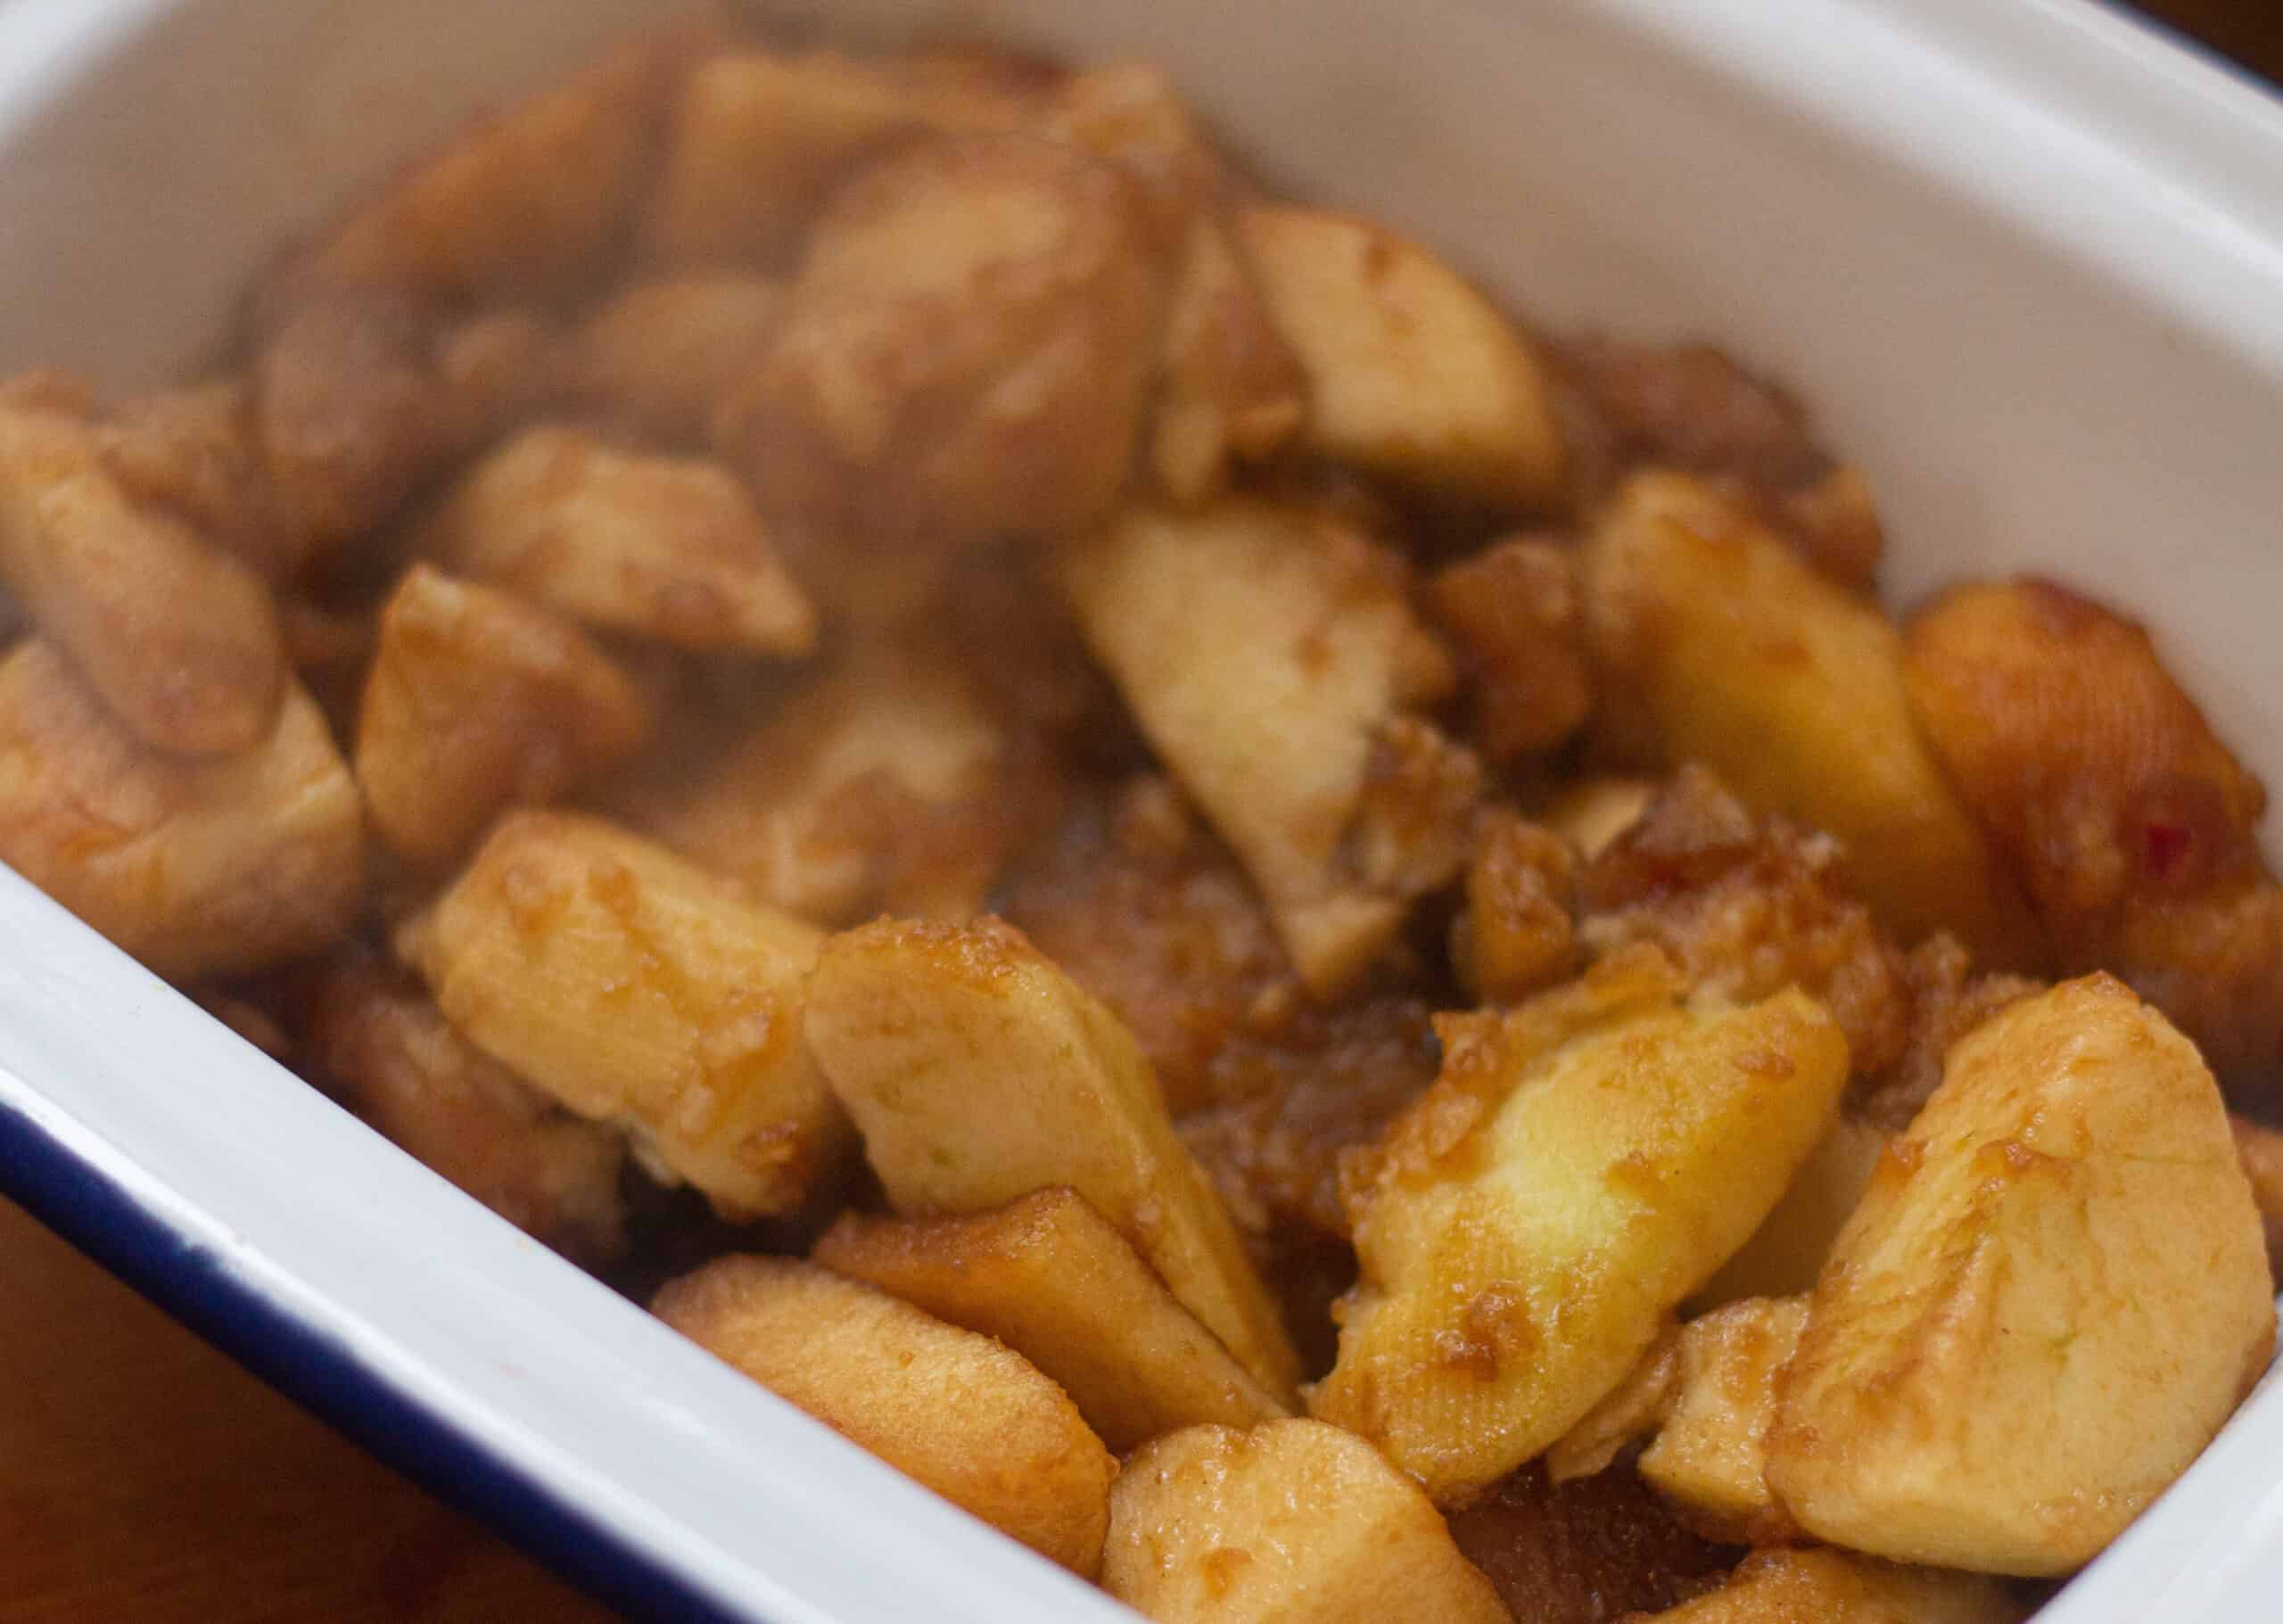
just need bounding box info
[417,425,817,655]
[1103,1420,1509,1624]
[1545,1322,1679,1483]
[655,1256,1113,1576]
[2234,1113,2283,1279]
[640,50,958,271]
[1312,947,1847,1501]
[618,635,1024,925]
[1062,498,1474,997]
[1546,1295,1812,1530]
[720,134,1166,555]
[356,565,651,871]
[1581,472,2040,968]
[573,273,784,443]
[249,290,567,565]
[1691,1112,1891,1308]
[1904,577,2283,1093]
[99,378,286,573]
[1628,1548,2024,1623]
[1239,203,1564,508]
[1538,776,1656,861]
[1430,536,1595,764]
[1450,807,1578,1004]
[1577,764,1913,1084]
[801,916,1303,1401]
[309,955,625,1262]
[0,641,360,980]
[0,402,283,756]
[1033,61,1219,242]
[302,26,699,305]
[397,811,845,1220]
[1767,976,2276,1575]
[645,51,1209,275]
[1150,215,1308,504]
[1636,1297,1805,1542]
[813,1187,1289,1451]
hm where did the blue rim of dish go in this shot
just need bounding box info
[0,1094,758,1624]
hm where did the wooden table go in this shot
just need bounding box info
[0,1199,613,1623]
[4,7,2277,1620]
[2142,0,2283,70]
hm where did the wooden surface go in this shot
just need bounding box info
[2139,0,2283,70]
[0,1199,612,1623]
[4,8,2277,1622]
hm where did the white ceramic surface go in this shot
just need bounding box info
[0,1,2278,1619]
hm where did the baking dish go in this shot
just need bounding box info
[0,0,2279,1618]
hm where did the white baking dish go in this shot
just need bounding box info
[0,0,2279,1618]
